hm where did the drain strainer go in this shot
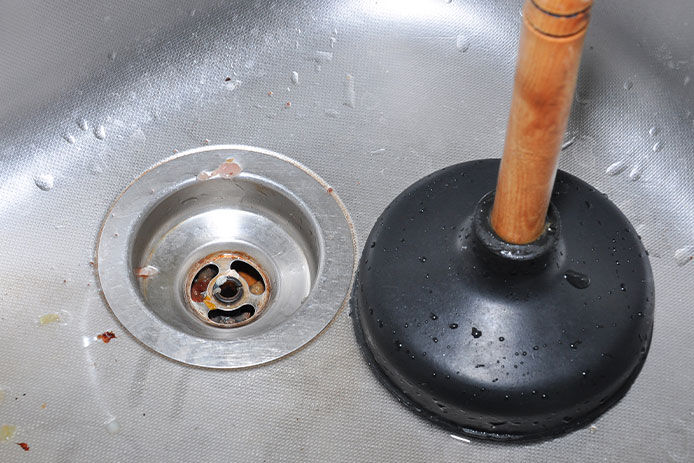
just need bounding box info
[186,251,270,328]
[96,145,355,368]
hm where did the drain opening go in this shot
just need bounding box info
[231,260,266,295]
[208,304,255,324]
[212,276,243,304]
[191,264,219,302]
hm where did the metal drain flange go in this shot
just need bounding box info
[96,145,355,368]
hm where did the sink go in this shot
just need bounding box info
[0,0,692,460]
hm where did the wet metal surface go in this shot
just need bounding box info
[0,0,693,461]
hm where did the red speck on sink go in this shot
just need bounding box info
[97,331,117,343]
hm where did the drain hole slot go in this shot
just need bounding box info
[231,260,266,295]
[191,264,219,302]
[208,305,256,324]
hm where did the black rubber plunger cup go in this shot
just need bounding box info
[351,0,654,442]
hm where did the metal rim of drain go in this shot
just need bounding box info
[96,145,356,368]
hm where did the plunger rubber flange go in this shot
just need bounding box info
[351,159,654,441]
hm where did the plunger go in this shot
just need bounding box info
[351,0,654,441]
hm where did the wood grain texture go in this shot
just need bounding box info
[490,0,592,244]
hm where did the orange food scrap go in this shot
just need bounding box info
[97,331,117,343]
[17,443,29,451]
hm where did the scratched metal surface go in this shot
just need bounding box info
[1,0,693,461]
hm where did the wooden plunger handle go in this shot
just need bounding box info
[490,0,593,244]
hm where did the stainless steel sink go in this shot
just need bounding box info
[1,0,692,460]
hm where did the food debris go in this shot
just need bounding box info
[88,261,95,267]
[267,91,273,96]
[224,77,231,82]
[327,187,333,193]
[236,269,265,295]
[203,139,210,145]
[250,281,265,295]
[134,265,160,279]
[191,266,216,302]
[97,331,117,343]
[589,425,597,433]
[0,425,16,441]
[197,159,242,181]
[39,313,60,325]
[285,101,292,108]
[17,443,29,451]
[40,403,46,409]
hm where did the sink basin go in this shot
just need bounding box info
[1,0,692,460]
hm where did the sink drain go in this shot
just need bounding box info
[186,252,270,328]
[96,145,355,368]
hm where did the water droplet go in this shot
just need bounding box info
[561,136,576,150]
[433,337,439,343]
[343,74,356,108]
[629,165,642,181]
[570,340,582,349]
[684,75,691,86]
[533,345,539,350]
[652,141,662,152]
[419,256,427,263]
[94,125,106,140]
[224,78,242,91]
[674,246,694,266]
[324,109,340,119]
[449,323,458,329]
[105,418,121,434]
[606,160,627,176]
[471,327,482,338]
[329,37,337,48]
[290,71,299,85]
[34,174,55,191]
[455,34,470,52]
[564,270,590,289]
[623,79,633,90]
[620,283,626,292]
[648,126,659,137]
[312,50,334,64]
[78,118,89,131]
[63,134,76,144]
[370,242,375,248]
[498,336,505,342]
[430,313,438,320]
